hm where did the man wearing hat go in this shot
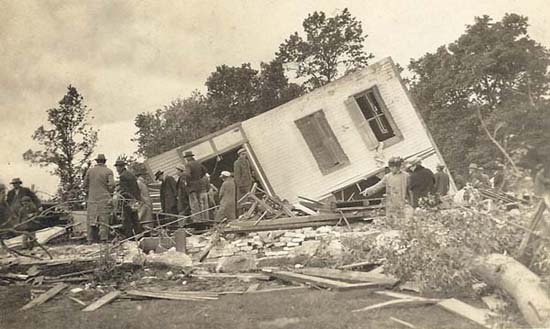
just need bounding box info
[469,163,491,188]
[361,157,409,221]
[216,171,236,221]
[234,148,256,212]
[83,154,115,242]
[115,159,143,238]
[155,170,178,216]
[182,151,208,220]
[434,164,450,197]
[408,157,435,207]
[135,171,153,224]
[174,165,190,217]
[7,178,41,215]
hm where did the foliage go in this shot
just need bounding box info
[408,14,550,179]
[276,8,374,90]
[134,62,303,158]
[372,208,525,295]
[23,85,98,202]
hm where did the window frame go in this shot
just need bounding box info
[352,86,403,149]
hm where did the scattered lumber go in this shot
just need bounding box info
[338,261,374,270]
[263,269,388,291]
[217,286,308,295]
[375,291,425,300]
[517,199,546,258]
[351,297,440,313]
[125,290,218,301]
[438,298,495,329]
[297,267,398,285]
[55,269,96,279]
[0,273,29,281]
[389,317,416,328]
[470,253,550,328]
[21,283,68,310]
[82,291,121,312]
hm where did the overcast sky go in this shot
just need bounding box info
[1,0,549,196]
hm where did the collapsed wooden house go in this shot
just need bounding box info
[145,57,454,203]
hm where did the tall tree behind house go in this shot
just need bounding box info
[408,14,550,179]
[23,85,98,202]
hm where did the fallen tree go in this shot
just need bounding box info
[471,253,550,328]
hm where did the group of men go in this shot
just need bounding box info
[361,156,450,219]
[155,148,256,224]
[83,154,148,243]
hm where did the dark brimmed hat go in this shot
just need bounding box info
[95,154,107,162]
[10,178,22,185]
[114,160,126,167]
[154,170,164,180]
[183,151,195,158]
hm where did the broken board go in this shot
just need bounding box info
[82,291,121,312]
[21,283,68,310]
[298,268,398,285]
[6,226,67,249]
[263,270,388,291]
[438,298,495,329]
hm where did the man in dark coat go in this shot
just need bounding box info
[174,164,190,216]
[115,160,143,238]
[408,157,435,208]
[434,163,450,196]
[0,183,13,229]
[183,151,208,221]
[7,178,41,214]
[155,170,178,215]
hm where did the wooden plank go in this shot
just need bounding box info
[197,232,220,262]
[437,298,495,329]
[190,273,271,281]
[21,283,68,310]
[67,296,87,306]
[263,270,354,290]
[82,291,121,312]
[352,298,440,313]
[375,291,426,300]
[249,194,278,214]
[246,283,260,292]
[125,290,217,301]
[389,317,416,328]
[338,261,374,270]
[298,268,398,285]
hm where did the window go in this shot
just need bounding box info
[344,86,402,150]
[295,110,349,175]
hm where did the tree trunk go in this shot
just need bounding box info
[471,253,550,328]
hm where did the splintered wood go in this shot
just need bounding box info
[21,283,68,310]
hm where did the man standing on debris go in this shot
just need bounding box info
[360,157,409,220]
[7,178,41,215]
[0,183,13,228]
[115,159,143,238]
[408,157,435,208]
[434,164,450,197]
[174,164,190,217]
[234,148,255,211]
[83,154,115,243]
[469,163,491,188]
[136,171,153,224]
[155,170,178,217]
[216,171,236,221]
[183,151,208,221]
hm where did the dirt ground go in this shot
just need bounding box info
[0,285,485,329]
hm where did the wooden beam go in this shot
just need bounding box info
[298,268,398,285]
[263,270,384,291]
[389,317,417,328]
[352,298,440,313]
[21,283,68,310]
[82,291,121,312]
[438,298,495,329]
[125,290,218,301]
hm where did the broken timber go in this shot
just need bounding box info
[263,269,390,291]
[21,283,68,310]
[224,211,380,233]
[297,268,398,286]
[125,290,218,301]
[438,298,495,329]
[82,291,121,312]
[351,298,440,313]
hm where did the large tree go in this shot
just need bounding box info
[408,14,550,182]
[134,62,303,158]
[276,8,374,90]
[24,85,98,201]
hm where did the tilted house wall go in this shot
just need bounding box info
[145,57,453,203]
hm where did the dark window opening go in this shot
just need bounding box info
[355,89,396,142]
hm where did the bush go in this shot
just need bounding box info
[372,208,526,295]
